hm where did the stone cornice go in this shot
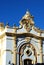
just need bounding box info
[33,26,44,33]
[0,32,44,40]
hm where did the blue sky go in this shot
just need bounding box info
[0,0,44,30]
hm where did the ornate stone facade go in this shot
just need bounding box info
[0,10,44,65]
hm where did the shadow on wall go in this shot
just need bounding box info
[9,63,44,65]
[29,63,44,65]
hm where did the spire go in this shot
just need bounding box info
[22,10,34,20]
[26,9,31,15]
[20,10,34,26]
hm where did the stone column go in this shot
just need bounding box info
[12,36,17,65]
[33,56,36,64]
[32,61,34,64]
[37,39,43,63]
[39,40,43,63]
[0,51,1,65]
[37,33,43,63]
[12,28,17,65]
[20,56,22,65]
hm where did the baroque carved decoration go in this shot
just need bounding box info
[20,10,34,32]
[25,37,31,42]
[21,19,32,32]
[24,48,32,56]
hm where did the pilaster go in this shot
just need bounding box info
[12,28,17,65]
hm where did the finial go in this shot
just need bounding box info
[27,9,29,12]
[6,22,10,28]
[26,9,30,15]
[0,22,4,27]
[13,23,16,27]
[6,22,9,26]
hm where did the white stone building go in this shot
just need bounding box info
[0,11,44,65]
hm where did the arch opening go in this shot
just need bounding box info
[23,59,32,65]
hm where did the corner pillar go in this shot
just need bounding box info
[37,39,43,63]
[39,40,43,63]
[12,36,17,65]
[12,28,17,65]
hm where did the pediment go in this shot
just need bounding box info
[17,10,44,38]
